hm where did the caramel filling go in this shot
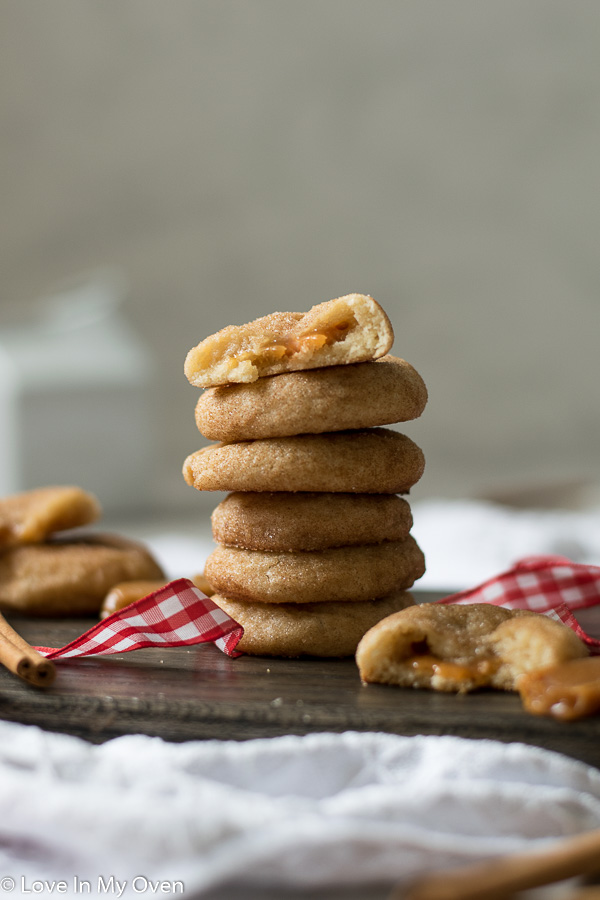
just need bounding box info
[286,320,353,354]
[406,652,498,688]
[228,319,355,370]
[282,332,329,355]
[518,656,600,722]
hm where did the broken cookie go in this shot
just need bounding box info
[184,293,393,387]
[0,486,101,547]
[355,602,588,693]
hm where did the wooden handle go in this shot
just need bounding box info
[397,827,600,900]
[0,613,56,687]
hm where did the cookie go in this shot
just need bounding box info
[183,428,425,494]
[99,573,215,618]
[213,590,416,658]
[356,602,588,693]
[0,486,101,548]
[211,492,413,551]
[205,536,425,604]
[100,579,169,618]
[0,533,165,616]
[184,294,393,387]
[191,572,215,597]
[194,356,427,441]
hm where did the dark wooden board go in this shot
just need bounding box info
[1,596,599,769]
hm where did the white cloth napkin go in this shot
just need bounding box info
[1,722,599,898]
[411,499,600,592]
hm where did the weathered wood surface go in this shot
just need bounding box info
[0,598,598,769]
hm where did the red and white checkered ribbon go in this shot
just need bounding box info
[31,557,600,663]
[437,555,600,655]
[35,578,244,660]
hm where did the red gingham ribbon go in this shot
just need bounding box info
[34,578,244,660]
[31,558,600,662]
[437,555,600,655]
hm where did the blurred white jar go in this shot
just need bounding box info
[0,270,156,515]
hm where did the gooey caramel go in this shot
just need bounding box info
[518,656,600,722]
[407,653,498,689]
[234,319,354,369]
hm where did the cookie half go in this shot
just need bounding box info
[205,536,425,604]
[0,533,165,616]
[195,356,427,441]
[183,429,425,494]
[211,492,413,551]
[184,294,393,387]
[356,602,588,692]
[213,590,416,658]
[0,486,101,547]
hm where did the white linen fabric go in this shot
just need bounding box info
[0,723,599,897]
[411,499,600,593]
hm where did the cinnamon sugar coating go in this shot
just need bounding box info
[0,533,165,616]
[195,356,427,441]
[183,428,425,494]
[213,590,416,658]
[211,491,413,551]
[205,536,425,604]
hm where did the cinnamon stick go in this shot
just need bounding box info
[397,827,600,900]
[562,888,600,900]
[0,613,55,687]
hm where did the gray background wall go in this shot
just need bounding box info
[1,1,599,515]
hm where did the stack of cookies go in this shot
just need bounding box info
[182,293,427,657]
